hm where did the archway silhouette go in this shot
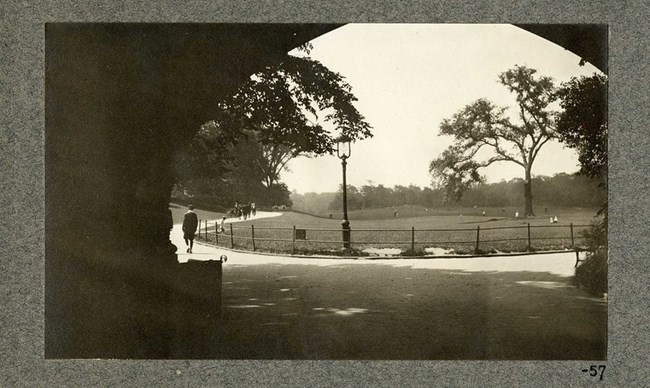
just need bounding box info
[45,23,606,358]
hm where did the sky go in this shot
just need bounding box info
[281,24,602,194]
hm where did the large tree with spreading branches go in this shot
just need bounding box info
[233,131,302,189]
[429,65,558,216]
[175,53,372,200]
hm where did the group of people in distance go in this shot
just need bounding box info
[230,201,256,220]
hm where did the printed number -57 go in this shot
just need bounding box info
[585,365,606,380]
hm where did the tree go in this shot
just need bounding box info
[291,191,338,215]
[173,115,243,181]
[227,134,296,206]
[429,66,558,216]
[328,185,363,211]
[223,54,372,160]
[235,131,301,189]
[176,54,373,203]
[555,73,608,296]
[359,184,393,209]
[555,74,608,184]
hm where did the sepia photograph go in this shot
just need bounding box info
[44,23,609,361]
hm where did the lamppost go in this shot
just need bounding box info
[337,137,351,249]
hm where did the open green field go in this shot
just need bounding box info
[177,204,600,256]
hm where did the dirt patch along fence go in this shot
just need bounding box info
[194,220,590,256]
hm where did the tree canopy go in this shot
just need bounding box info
[555,73,608,181]
[429,65,558,216]
[229,55,372,153]
[174,54,373,204]
[555,73,608,296]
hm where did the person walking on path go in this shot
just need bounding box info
[182,205,199,253]
[242,203,251,220]
[219,216,227,234]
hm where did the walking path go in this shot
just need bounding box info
[171,211,281,262]
[200,210,283,225]
[172,219,579,277]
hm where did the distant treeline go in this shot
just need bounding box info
[291,173,606,215]
[171,178,292,211]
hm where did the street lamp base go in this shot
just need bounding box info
[341,219,351,249]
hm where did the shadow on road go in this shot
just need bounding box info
[174,262,606,360]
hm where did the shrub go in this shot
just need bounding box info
[573,249,608,296]
[572,219,607,296]
[401,248,426,257]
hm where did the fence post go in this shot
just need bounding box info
[570,222,575,248]
[251,225,256,251]
[475,226,480,253]
[215,222,219,244]
[198,219,201,239]
[411,226,415,253]
[527,223,531,251]
[230,224,234,248]
[204,220,207,240]
[292,225,296,254]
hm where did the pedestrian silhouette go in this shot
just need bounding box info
[219,216,227,234]
[182,205,198,253]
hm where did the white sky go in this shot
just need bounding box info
[282,24,601,194]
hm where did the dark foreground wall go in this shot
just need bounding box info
[44,23,337,358]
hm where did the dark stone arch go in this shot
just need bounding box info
[516,24,608,74]
[45,23,606,358]
[45,23,339,358]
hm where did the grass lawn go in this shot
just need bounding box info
[174,204,600,256]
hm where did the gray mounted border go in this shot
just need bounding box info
[1,1,648,386]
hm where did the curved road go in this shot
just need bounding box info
[168,209,607,360]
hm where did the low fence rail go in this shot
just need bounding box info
[194,219,591,256]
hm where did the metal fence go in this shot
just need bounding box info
[195,219,591,255]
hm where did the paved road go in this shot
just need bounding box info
[169,213,606,360]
